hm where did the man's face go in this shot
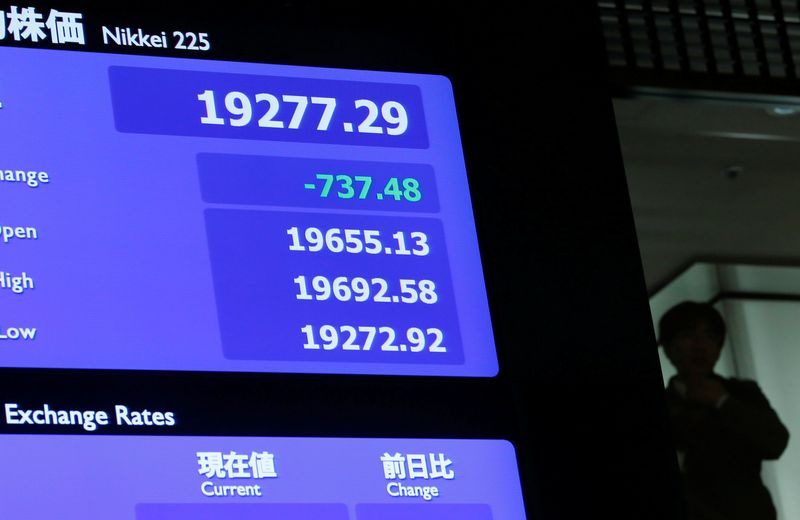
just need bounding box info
[664,320,723,377]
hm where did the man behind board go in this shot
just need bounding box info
[659,301,789,520]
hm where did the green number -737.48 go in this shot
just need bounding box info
[311,173,421,202]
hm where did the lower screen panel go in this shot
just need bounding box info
[137,504,349,519]
[0,435,526,519]
[136,503,493,520]
[355,503,494,519]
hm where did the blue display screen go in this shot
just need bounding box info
[0,435,527,519]
[0,46,497,376]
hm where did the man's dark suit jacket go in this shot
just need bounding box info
[666,376,789,520]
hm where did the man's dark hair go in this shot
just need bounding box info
[658,301,726,347]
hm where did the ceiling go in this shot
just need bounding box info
[613,91,800,293]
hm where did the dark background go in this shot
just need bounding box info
[0,3,684,518]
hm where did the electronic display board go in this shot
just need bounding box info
[0,434,526,519]
[0,44,497,376]
[0,4,682,519]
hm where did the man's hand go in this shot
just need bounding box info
[685,375,728,407]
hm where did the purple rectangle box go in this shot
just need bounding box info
[0,46,496,376]
[197,153,440,212]
[204,209,464,364]
[137,503,349,520]
[0,435,526,518]
[356,503,493,519]
[109,67,429,148]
